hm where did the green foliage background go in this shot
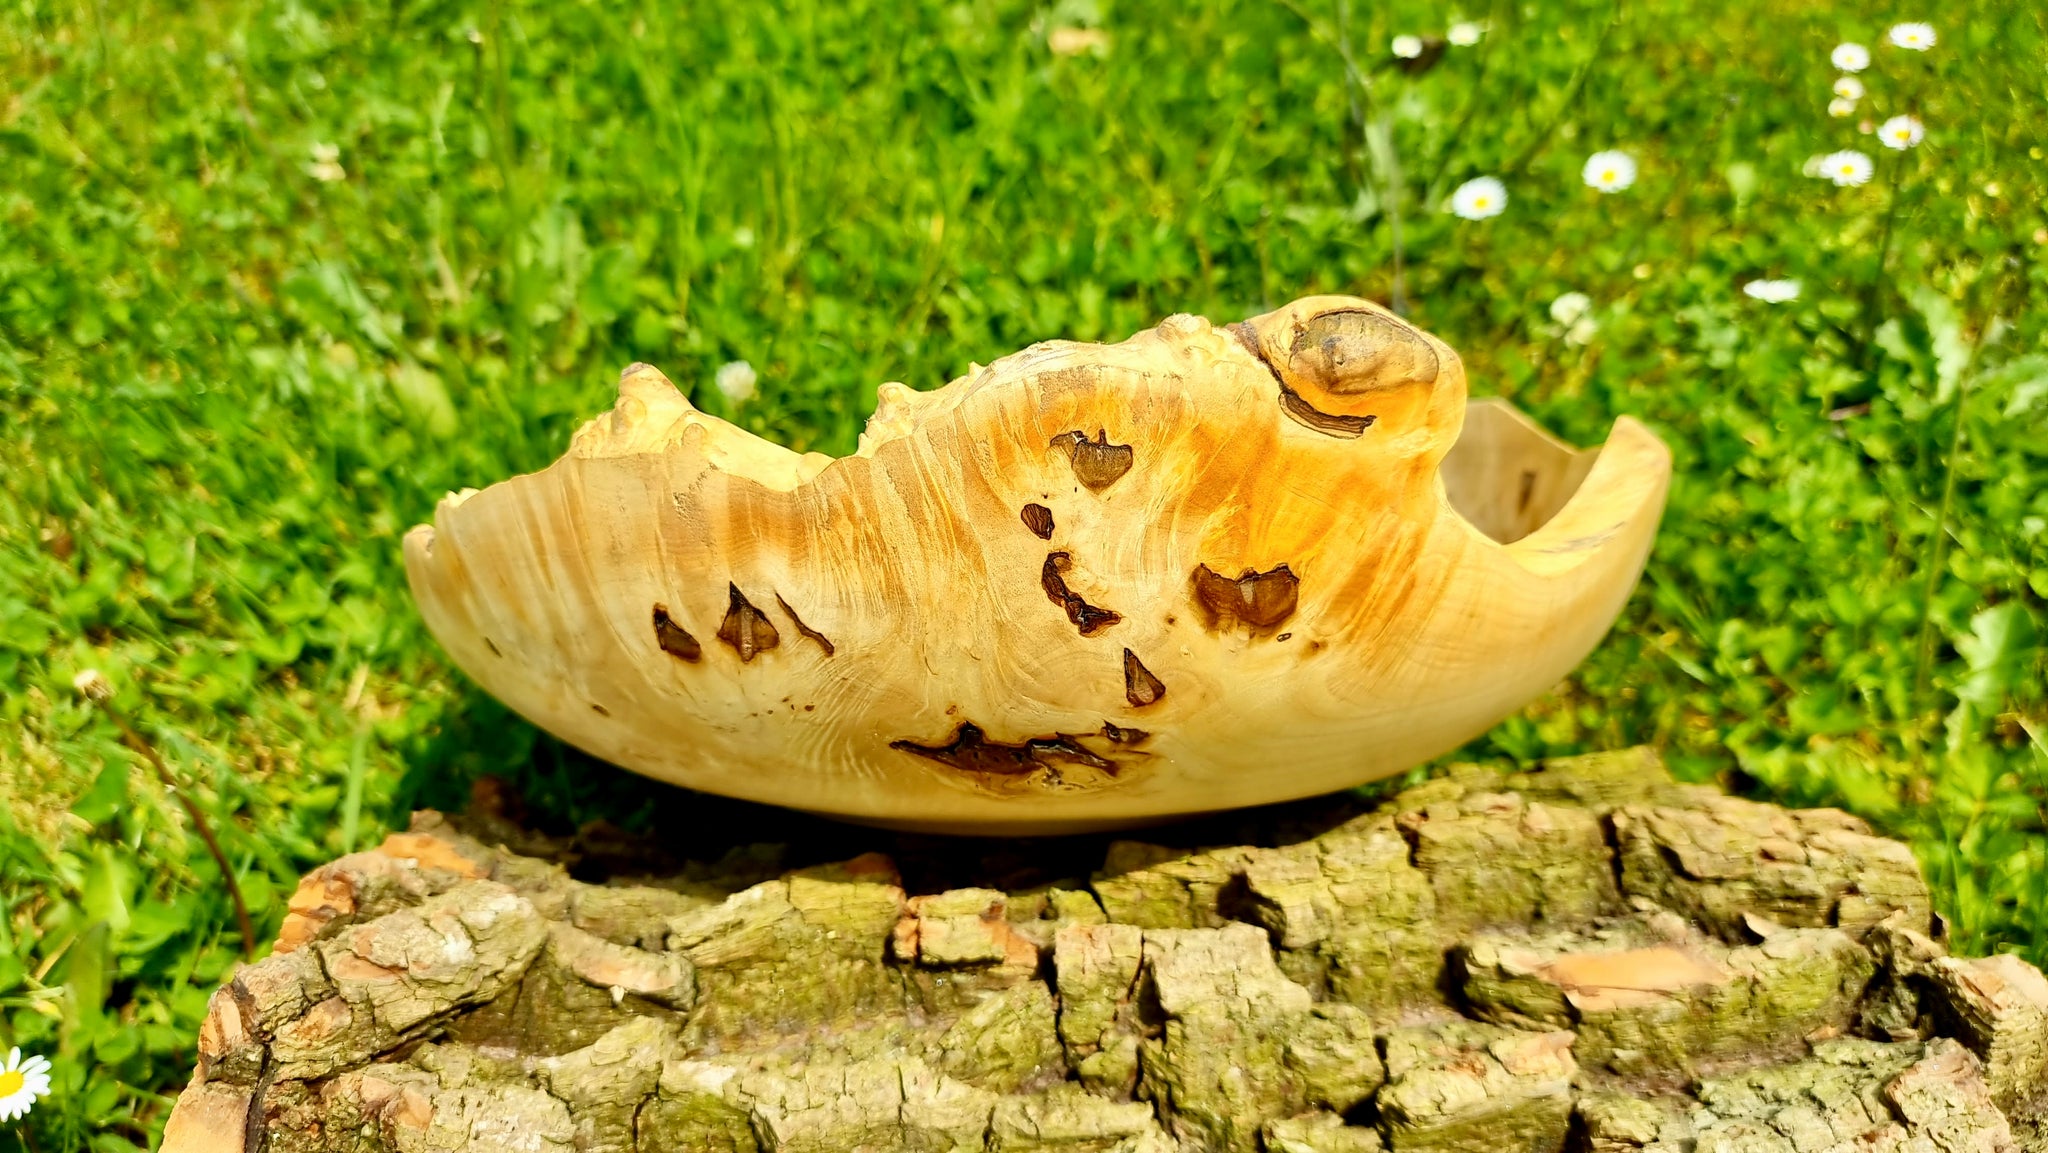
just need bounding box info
[1,0,2044,1146]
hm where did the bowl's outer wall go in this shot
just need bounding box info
[404,302,1671,832]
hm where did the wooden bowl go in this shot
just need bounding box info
[404,295,1670,833]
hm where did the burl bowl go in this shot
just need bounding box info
[404,295,1671,833]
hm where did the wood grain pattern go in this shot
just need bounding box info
[403,295,1671,832]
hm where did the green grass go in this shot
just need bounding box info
[2,0,2045,1146]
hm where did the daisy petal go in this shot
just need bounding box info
[1450,176,1509,220]
[1887,22,1936,50]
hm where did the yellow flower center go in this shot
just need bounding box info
[0,1069,24,1097]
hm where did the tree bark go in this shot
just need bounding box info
[162,749,2048,1153]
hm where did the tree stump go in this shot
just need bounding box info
[161,750,2048,1152]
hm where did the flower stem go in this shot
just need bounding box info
[94,699,257,959]
[1907,317,1987,729]
[1389,152,1409,315]
[483,7,533,440]
[1421,0,1504,201]
[1330,0,1405,311]
[1500,0,1622,178]
[1908,386,1965,718]
[1857,159,1903,372]
[1367,117,1410,314]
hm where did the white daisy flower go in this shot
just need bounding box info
[308,142,346,183]
[1447,21,1485,46]
[0,1047,53,1121]
[1549,292,1593,326]
[1818,150,1874,187]
[1878,115,1925,150]
[1391,34,1425,59]
[1828,98,1857,118]
[1831,42,1870,71]
[1743,279,1801,303]
[714,360,758,405]
[1888,22,1935,50]
[1449,176,1507,220]
[1047,26,1110,57]
[1832,76,1864,100]
[1549,293,1597,344]
[1581,150,1637,193]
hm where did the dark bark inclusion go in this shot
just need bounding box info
[775,594,836,656]
[1122,649,1166,707]
[1041,552,1123,636]
[1051,429,1135,491]
[1192,563,1301,631]
[1227,317,1387,439]
[891,722,1112,776]
[1278,386,1376,437]
[1020,503,1056,540]
[651,604,703,662]
[891,721,1152,786]
[716,584,780,662]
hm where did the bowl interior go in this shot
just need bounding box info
[1439,398,1603,545]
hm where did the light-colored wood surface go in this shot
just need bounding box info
[403,295,1671,832]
